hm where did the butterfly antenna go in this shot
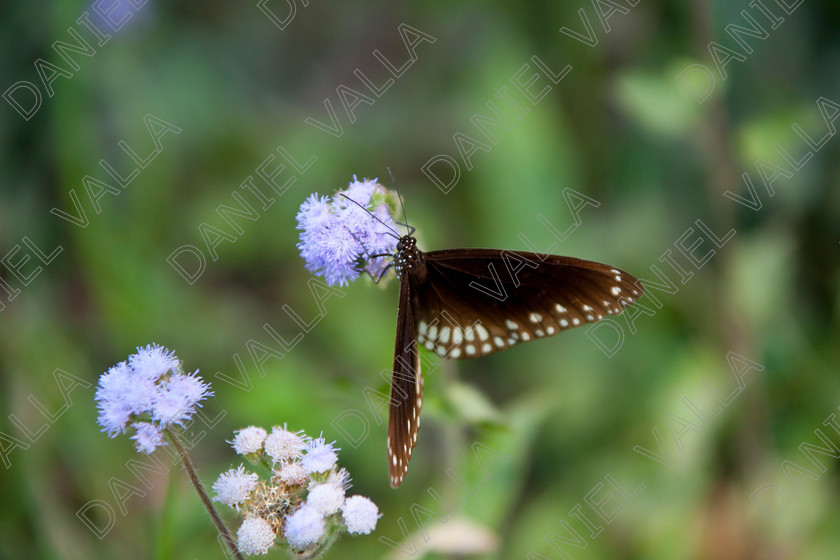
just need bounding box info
[339,193,401,239]
[387,167,415,236]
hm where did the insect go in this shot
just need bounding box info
[386,227,643,487]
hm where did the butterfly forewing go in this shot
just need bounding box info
[387,276,423,488]
[412,249,643,359]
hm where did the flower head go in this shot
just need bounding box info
[231,426,268,455]
[284,505,326,549]
[296,177,400,287]
[130,422,165,454]
[301,437,339,474]
[237,516,276,556]
[95,344,214,449]
[213,465,259,510]
[306,482,345,515]
[276,462,309,486]
[264,426,307,464]
[150,371,211,428]
[342,495,381,535]
[128,344,180,382]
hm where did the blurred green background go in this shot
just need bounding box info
[2,1,840,559]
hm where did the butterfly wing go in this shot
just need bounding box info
[387,275,423,488]
[413,249,643,359]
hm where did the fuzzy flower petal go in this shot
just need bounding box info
[213,465,259,509]
[300,438,339,474]
[95,362,134,437]
[342,495,381,535]
[129,344,180,382]
[95,361,156,435]
[130,422,165,454]
[285,505,325,550]
[231,426,268,455]
[237,516,276,556]
[168,371,214,410]
[150,371,213,428]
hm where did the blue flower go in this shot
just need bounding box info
[296,177,400,287]
[128,344,180,382]
[95,344,214,451]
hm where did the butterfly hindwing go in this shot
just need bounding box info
[387,276,423,488]
[412,249,643,359]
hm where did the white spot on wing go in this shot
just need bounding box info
[505,320,518,330]
[452,327,463,345]
[612,286,621,296]
[440,326,451,344]
[529,312,542,323]
[428,324,438,341]
[476,324,489,341]
[465,326,475,342]
[466,344,476,356]
[482,342,492,353]
[555,304,567,313]
[450,347,461,358]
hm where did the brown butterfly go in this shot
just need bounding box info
[387,232,642,487]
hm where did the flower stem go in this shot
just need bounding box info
[167,428,244,560]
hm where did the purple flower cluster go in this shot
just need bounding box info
[296,177,399,286]
[95,344,213,454]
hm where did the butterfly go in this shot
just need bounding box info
[385,229,643,487]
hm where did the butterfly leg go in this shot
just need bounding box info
[369,262,394,284]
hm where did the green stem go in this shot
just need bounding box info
[166,428,245,560]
